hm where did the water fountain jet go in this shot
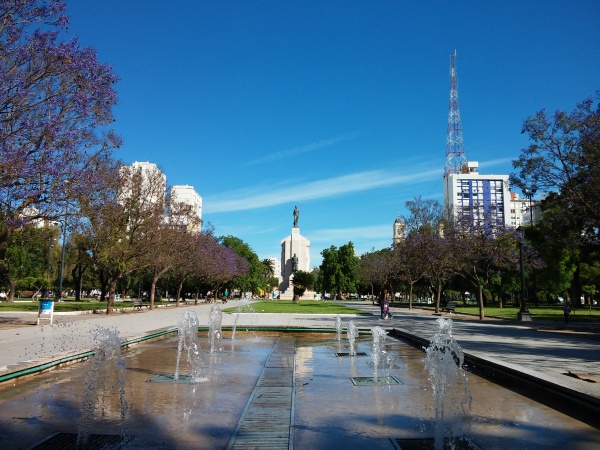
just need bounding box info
[424,318,472,449]
[77,327,128,448]
[346,320,357,356]
[209,304,223,354]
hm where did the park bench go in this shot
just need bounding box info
[132,298,148,311]
[441,301,457,314]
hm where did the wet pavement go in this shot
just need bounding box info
[0,300,599,448]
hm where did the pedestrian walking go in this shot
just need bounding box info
[379,281,390,319]
[563,303,571,323]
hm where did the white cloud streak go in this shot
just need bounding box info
[244,133,358,166]
[204,167,442,213]
[478,157,515,170]
[309,225,392,242]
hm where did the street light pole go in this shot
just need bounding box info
[523,187,537,306]
[517,227,532,321]
[57,187,69,302]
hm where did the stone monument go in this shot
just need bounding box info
[279,206,310,297]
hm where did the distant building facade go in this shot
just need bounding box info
[393,215,406,245]
[509,192,540,227]
[170,185,202,232]
[443,161,511,229]
[119,161,167,208]
[269,256,282,284]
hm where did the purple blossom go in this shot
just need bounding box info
[1,1,120,245]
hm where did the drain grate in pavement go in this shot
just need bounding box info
[30,432,125,449]
[149,374,207,384]
[351,375,402,386]
[204,350,231,356]
[393,436,479,449]
[367,360,399,369]
[335,351,368,357]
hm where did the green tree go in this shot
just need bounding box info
[511,94,599,240]
[390,238,425,310]
[318,242,359,297]
[511,95,600,304]
[403,196,444,236]
[450,224,525,319]
[357,249,392,302]
[291,270,314,302]
[221,236,264,294]
[0,225,55,302]
[82,164,166,313]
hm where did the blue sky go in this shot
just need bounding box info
[65,1,599,267]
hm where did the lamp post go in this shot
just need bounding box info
[523,187,537,306]
[517,227,532,321]
[57,185,69,302]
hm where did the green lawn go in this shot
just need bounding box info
[418,304,600,323]
[0,299,122,312]
[3,299,597,323]
[223,300,369,315]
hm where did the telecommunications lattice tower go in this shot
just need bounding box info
[444,50,468,176]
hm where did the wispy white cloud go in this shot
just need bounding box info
[244,133,358,166]
[309,225,391,242]
[204,166,442,213]
[478,157,515,170]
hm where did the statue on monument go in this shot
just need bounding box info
[293,205,299,228]
[292,253,299,273]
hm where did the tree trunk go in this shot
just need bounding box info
[408,282,414,310]
[434,280,441,313]
[176,282,183,307]
[106,280,118,314]
[150,274,159,310]
[71,264,86,302]
[99,269,109,303]
[7,278,16,303]
[478,283,485,320]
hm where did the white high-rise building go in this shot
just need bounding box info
[443,161,511,229]
[119,161,167,208]
[269,257,282,284]
[170,185,202,232]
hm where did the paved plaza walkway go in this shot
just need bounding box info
[0,299,598,428]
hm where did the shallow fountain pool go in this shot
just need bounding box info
[0,330,598,449]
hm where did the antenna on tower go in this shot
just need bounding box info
[444,51,468,176]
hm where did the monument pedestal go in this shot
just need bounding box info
[279,227,310,293]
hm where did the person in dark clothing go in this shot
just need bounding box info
[563,303,571,323]
[379,281,390,319]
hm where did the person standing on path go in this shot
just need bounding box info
[563,303,571,323]
[379,281,390,319]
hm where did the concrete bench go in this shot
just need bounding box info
[441,301,457,314]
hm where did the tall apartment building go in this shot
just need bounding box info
[269,257,282,284]
[170,185,202,232]
[119,161,167,208]
[443,161,511,229]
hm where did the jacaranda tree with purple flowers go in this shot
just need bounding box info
[0,0,121,250]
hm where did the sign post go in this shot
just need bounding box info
[37,299,55,325]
